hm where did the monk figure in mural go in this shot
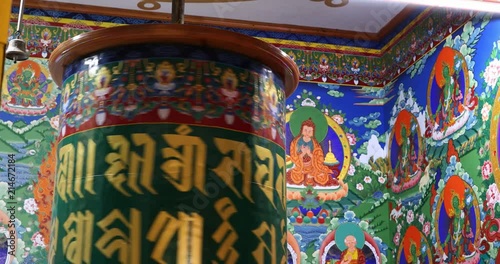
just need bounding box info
[287,118,336,186]
[337,236,366,264]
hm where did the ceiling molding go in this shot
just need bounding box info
[12,0,417,41]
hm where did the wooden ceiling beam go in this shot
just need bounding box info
[11,0,415,42]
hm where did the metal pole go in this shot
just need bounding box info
[16,0,25,33]
[172,0,185,24]
[0,0,13,105]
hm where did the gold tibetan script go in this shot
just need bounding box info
[57,140,96,202]
[147,211,203,263]
[212,198,238,263]
[105,134,157,196]
[95,209,142,264]
[161,132,207,193]
[62,211,94,264]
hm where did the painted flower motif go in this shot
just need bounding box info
[481,102,492,122]
[31,232,45,247]
[486,183,500,211]
[348,164,356,176]
[332,114,344,125]
[484,58,500,87]
[482,160,493,180]
[346,133,356,146]
[378,176,386,184]
[356,183,364,190]
[423,221,431,236]
[49,115,60,130]
[23,198,38,215]
[485,140,491,151]
[418,214,425,224]
[364,176,372,183]
[479,147,485,157]
[406,210,414,224]
[393,232,401,245]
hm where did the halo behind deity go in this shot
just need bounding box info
[434,47,457,89]
[442,175,466,217]
[289,106,328,143]
[393,109,413,146]
[334,223,365,251]
[401,226,423,260]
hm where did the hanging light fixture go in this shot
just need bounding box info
[5,0,29,63]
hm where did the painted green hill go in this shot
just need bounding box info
[0,123,27,143]
[16,153,36,166]
[0,137,19,154]
[12,120,27,129]
[22,140,39,151]
[23,120,54,141]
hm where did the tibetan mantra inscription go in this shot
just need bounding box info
[49,124,287,263]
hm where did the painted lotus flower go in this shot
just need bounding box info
[393,232,401,245]
[348,164,356,176]
[378,176,386,184]
[481,102,491,122]
[406,210,414,224]
[418,214,425,224]
[346,133,356,145]
[364,176,372,183]
[332,114,344,124]
[31,232,45,248]
[482,160,493,180]
[23,198,38,215]
[486,183,500,211]
[484,58,500,87]
[49,115,60,130]
[423,221,431,236]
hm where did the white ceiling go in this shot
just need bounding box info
[45,0,408,33]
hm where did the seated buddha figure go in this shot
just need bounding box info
[286,118,336,186]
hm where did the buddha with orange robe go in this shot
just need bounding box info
[286,118,336,186]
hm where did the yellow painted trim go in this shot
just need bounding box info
[18,14,125,29]
[257,37,381,55]
[5,6,437,59]
[380,8,432,53]
[16,14,384,55]
[490,78,500,190]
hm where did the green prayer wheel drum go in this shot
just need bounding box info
[48,24,299,263]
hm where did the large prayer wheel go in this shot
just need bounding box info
[48,24,298,263]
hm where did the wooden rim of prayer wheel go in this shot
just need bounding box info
[48,24,300,97]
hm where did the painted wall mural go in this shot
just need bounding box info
[388,109,425,193]
[5,7,475,88]
[2,60,57,116]
[284,84,391,264]
[2,7,500,264]
[0,58,59,263]
[389,12,500,264]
